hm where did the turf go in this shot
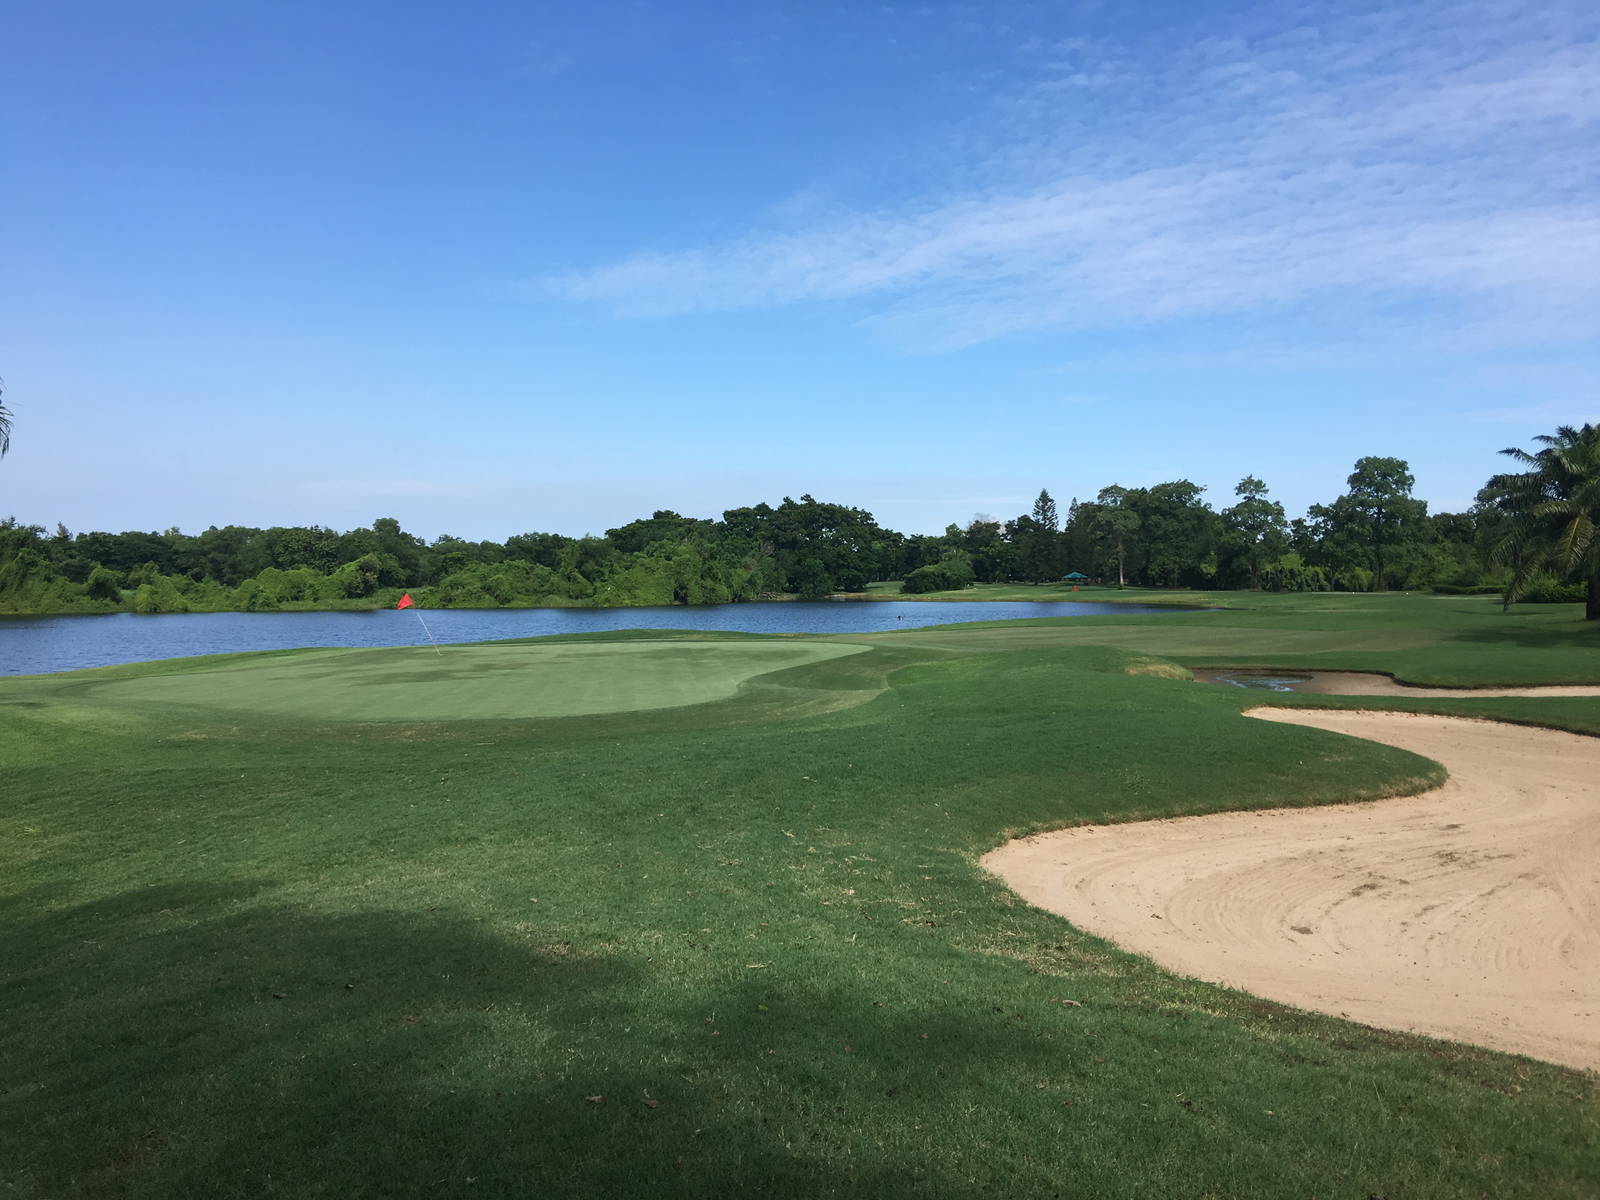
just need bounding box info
[2,595,1598,1198]
[863,591,1600,685]
[61,639,869,722]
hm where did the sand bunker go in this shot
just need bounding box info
[1192,668,1600,697]
[983,709,1600,1070]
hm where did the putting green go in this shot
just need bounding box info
[79,639,869,721]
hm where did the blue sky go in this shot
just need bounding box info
[2,0,1596,540]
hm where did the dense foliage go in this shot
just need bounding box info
[1482,423,1600,620]
[0,496,910,615]
[938,465,1503,598]
[1,438,1590,614]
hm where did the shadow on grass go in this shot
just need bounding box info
[3,884,1041,1199]
[1446,618,1600,649]
[5,879,1597,1198]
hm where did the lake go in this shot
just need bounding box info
[0,600,1199,676]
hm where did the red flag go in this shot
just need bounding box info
[396,593,415,610]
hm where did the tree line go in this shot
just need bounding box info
[0,496,910,615]
[1,433,1596,616]
[931,458,1476,596]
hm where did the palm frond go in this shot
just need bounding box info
[1493,423,1600,612]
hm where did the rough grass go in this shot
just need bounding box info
[2,598,1598,1198]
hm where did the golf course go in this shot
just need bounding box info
[4,592,1598,1198]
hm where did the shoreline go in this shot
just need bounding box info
[0,591,1199,619]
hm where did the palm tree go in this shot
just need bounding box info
[0,378,10,459]
[1486,423,1600,620]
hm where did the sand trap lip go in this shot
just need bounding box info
[1192,667,1600,698]
[982,708,1600,1070]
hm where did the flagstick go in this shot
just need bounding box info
[412,608,442,655]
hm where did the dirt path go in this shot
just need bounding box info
[982,709,1600,1070]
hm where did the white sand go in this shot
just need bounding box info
[982,709,1600,1070]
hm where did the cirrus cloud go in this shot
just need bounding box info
[546,0,1599,355]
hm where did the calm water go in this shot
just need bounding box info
[0,601,1198,676]
[1201,670,1314,692]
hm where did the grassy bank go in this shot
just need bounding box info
[3,595,1597,1198]
[859,579,1181,602]
[870,590,1600,686]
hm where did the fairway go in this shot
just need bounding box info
[70,639,871,721]
[861,590,1600,686]
[4,594,1598,1199]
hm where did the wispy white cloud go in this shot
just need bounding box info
[546,1,1599,355]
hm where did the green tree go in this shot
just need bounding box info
[339,518,425,584]
[900,553,975,594]
[722,495,889,594]
[960,517,1014,583]
[332,553,384,599]
[132,577,191,614]
[606,511,714,554]
[1337,457,1428,591]
[1129,481,1216,588]
[1485,423,1600,620]
[1019,489,1064,583]
[788,557,833,598]
[0,377,11,459]
[1031,489,1059,532]
[504,531,571,569]
[0,544,48,596]
[86,566,122,602]
[1220,476,1288,589]
[1090,486,1140,588]
[1302,499,1368,588]
[1061,497,1097,577]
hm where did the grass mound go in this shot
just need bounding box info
[62,639,869,722]
[1121,655,1194,680]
